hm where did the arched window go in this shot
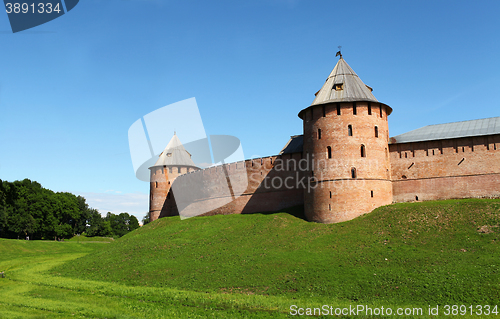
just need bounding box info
[375,126,379,138]
[318,128,322,140]
[361,144,366,157]
[348,125,353,136]
[327,146,332,159]
[351,167,357,178]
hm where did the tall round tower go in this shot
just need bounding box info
[149,133,199,222]
[298,56,393,223]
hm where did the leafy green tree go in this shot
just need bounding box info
[142,213,150,226]
[85,209,104,237]
[75,195,91,235]
[100,219,114,237]
[129,215,140,231]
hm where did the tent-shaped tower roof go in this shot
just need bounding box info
[299,56,392,118]
[150,133,198,168]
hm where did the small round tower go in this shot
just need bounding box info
[149,133,199,222]
[298,56,393,223]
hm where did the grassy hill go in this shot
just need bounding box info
[55,198,500,310]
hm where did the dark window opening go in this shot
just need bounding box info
[329,191,332,198]
[348,125,353,136]
[155,182,158,188]
[361,145,366,157]
[405,152,408,158]
[329,204,331,211]
[371,190,374,198]
[375,126,379,138]
[368,102,372,115]
[322,105,326,117]
[432,150,435,156]
[327,146,332,159]
[415,195,419,201]
[351,167,357,179]
[402,175,407,179]
[318,128,322,139]
[462,146,465,152]
[336,103,341,115]
[333,83,343,91]
[353,102,357,115]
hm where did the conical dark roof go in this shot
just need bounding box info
[150,133,198,168]
[299,57,392,118]
[311,57,378,105]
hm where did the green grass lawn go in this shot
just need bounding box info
[66,235,115,243]
[1,199,499,318]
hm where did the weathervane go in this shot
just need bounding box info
[335,46,342,59]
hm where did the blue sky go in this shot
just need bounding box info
[1,0,499,222]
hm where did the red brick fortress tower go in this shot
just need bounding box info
[298,55,393,223]
[149,133,199,222]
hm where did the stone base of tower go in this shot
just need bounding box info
[305,180,393,223]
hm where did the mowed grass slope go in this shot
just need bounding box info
[57,199,500,308]
[1,240,290,318]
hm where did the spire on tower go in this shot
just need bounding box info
[335,45,342,59]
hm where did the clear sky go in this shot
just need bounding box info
[1,0,499,222]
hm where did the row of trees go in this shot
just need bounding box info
[0,179,139,240]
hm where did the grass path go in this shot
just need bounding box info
[0,243,430,318]
[1,199,499,318]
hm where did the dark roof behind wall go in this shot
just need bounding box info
[390,116,500,144]
[279,135,303,155]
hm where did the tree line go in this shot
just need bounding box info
[0,179,140,240]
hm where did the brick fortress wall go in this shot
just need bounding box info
[390,134,500,202]
[158,153,306,219]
